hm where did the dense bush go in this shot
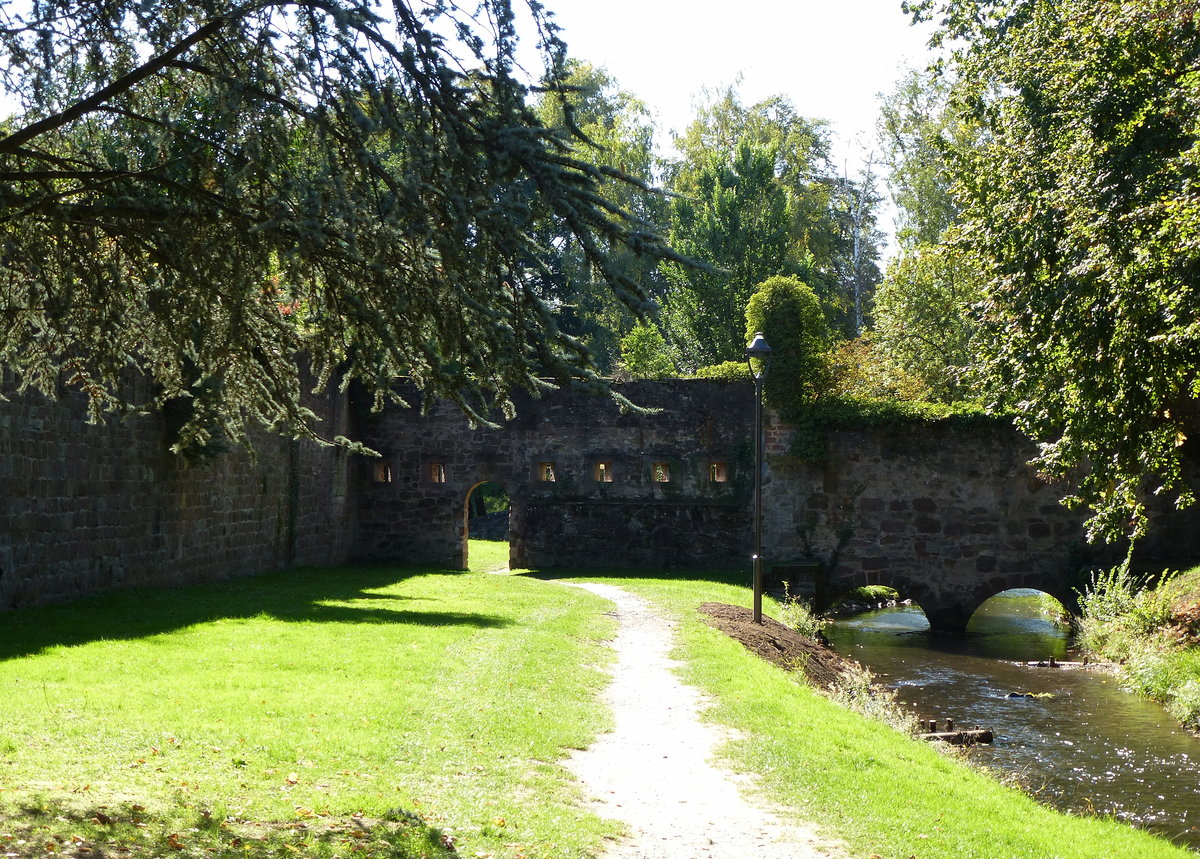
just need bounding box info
[1076,564,1200,730]
[692,361,751,381]
[778,584,826,638]
[744,275,831,415]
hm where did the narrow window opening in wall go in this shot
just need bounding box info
[373,461,393,483]
[709,461,728,483]
[594,461,613,482]
[538,462,556,482]
[653,462,670,483]
[429,462,447,483]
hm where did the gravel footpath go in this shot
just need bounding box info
[565,582,844,859]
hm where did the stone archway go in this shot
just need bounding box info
[462,481,511,570]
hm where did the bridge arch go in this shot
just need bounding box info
[818,564,1080,633]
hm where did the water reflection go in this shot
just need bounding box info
[826,590,1200,849]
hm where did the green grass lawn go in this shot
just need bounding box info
[0,561,617,858]
[0,548,1190,858]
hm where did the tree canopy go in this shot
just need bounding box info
[873,68,984,402]
[910,0,1200,541]
[0,1,680,451]
[660,142,794,368]
[531,59,665,373]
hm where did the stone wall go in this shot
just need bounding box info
[11,373,1200,627]
[352,380,754,570]
[0,378,353,611]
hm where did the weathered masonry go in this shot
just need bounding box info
[3,377,1196,629]
[353,381,754,571]
[0,376,353,610]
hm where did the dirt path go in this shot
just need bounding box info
[565,582,843,859]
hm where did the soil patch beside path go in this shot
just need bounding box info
[565,583,843,859]
[696,602,853,689]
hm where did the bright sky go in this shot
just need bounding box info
[535,0,939,252]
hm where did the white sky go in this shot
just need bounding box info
[532,0,939,253]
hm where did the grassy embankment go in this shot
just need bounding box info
[1076,563,1200,730]
[0,540,1189,858]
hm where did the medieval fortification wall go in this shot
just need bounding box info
[4,378,1194,627]
[0,379,353,610]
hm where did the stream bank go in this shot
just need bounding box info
[825,591,1200,850]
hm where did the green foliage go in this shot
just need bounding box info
[874,68,986,404]
[828,334,933,402]
[691,361,750,381]
[1075,563,1200,729]
[532,60,668,372]
[878,68,964,249]
[661,142,794,367]
[913,0,1200,543]
[784,395,995,462]
[874,244,986,402]
[467,483,510,518]
[669,87,883,337]
[778,584,826,638]
[0,2,683,447]
[618,320,677,379]
[745,275,832,414]
[1077,564,1180,656]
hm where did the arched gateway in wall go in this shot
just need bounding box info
[347,380,1131,632]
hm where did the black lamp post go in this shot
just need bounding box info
[745,332,771,624]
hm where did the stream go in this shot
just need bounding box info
[825,590,1200,850]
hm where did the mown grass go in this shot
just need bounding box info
[1,553,1191,859]
[0,563,617,858]
[519,565,1190,859]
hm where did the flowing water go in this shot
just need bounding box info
[825,591,1200,850]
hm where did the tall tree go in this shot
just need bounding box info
[829,158,884,337]
[532,60,666,371]
[668,87,882,339]
[660,142,794,368]
[873,68,984,401]
[0,1,680,451]
[911,0,1200,541]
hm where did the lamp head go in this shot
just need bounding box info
[745,332,772,380]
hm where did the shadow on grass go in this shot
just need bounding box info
[0,565,510,663]
[5,796,456,859]
[515,566,748,588]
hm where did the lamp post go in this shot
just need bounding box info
[745,332,771,624]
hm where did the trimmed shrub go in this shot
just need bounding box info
[744,275,831,417]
